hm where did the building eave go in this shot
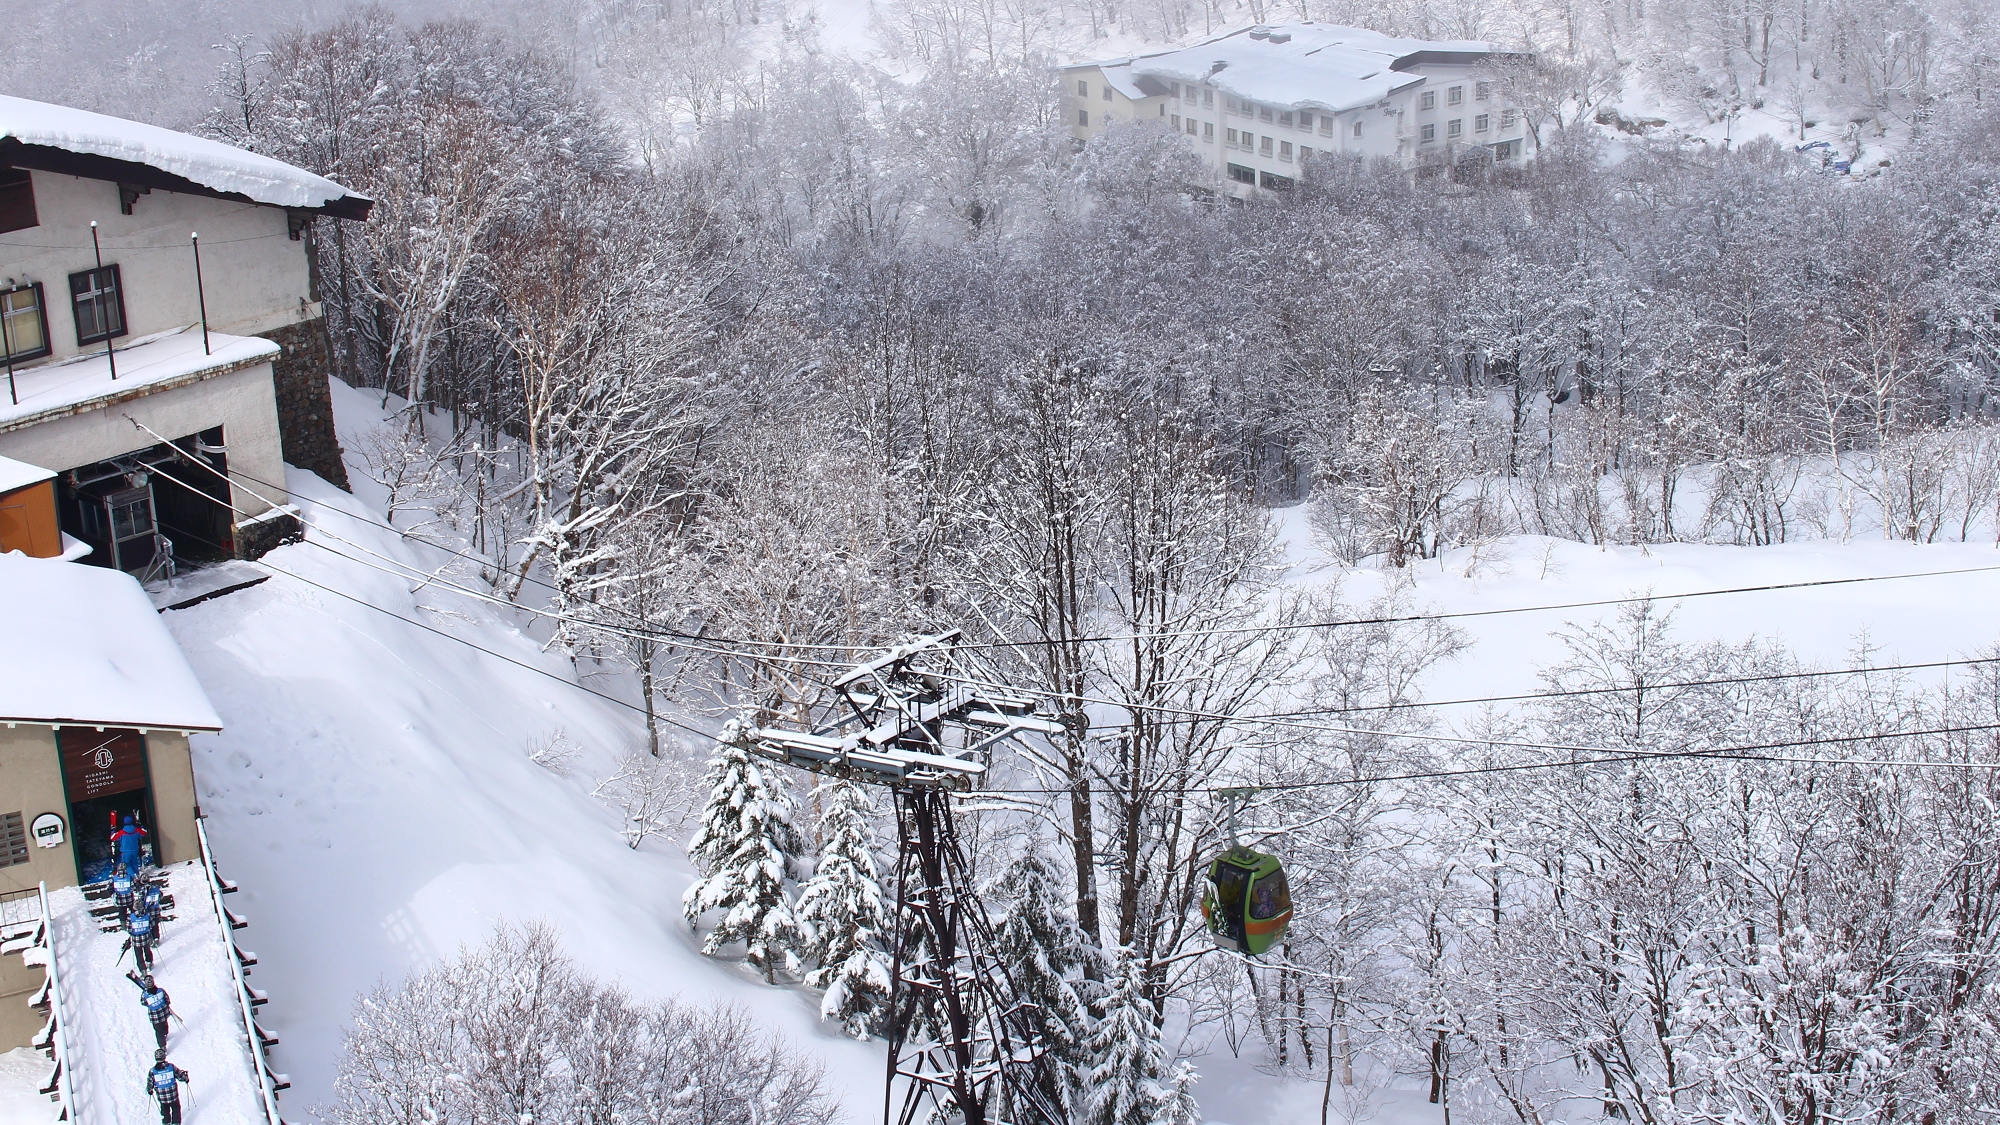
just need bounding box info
[1,717,224,734]
[0,138,374,221]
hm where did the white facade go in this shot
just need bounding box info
[1063,24,1534,194]
[0,97,369,570]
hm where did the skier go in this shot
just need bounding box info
[110,863,136,926]
[124,902,158,972]
[142,879,166,932]
[111,816,148,872]
[144,1049,189,1124]
[126,970,175,1049]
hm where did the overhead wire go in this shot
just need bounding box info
[142,431,2000,756]
[166,441,2000,658]
[139,476,2000,794]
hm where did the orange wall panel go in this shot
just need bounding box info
[0,481,60,558]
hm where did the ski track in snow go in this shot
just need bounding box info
[54,864,262,1124]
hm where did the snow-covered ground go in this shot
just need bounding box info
[51,864,264,1123]
[147,379,2000,1124]
[161,380,884,1119]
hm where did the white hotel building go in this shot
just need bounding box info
[1064,24,1533,193]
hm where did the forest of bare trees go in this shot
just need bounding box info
[30,0,1995,1118]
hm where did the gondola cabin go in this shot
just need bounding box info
[1201,845,1294,956]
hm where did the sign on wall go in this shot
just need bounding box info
[57,729,149,801]
[31,813,64,848]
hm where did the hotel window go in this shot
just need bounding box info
[1321,116,1334,135]
[1227,128,1240,144]
[1187,119,1198,135]
[1259,106,1274,122]
[1228,163,1256,184]
[1077,79,1088,96]
[1476,81,1492,101]
[1078,109,1089,126]
[1299,112,1312,129]
[1475,113,1490,132]
[1278,111,1293,128]
[1172,114,1181,128]
[1279,141,1293,160]
[70,265,126,346]
[1260,135,1273,155]
[0,284,49,363]
[1352,119,1363,137]
[1103,86,1113,101]
[1203,122,1214,141]
[1203,90,1213,108]
[1420,123,1437,142]
[1501,109,1518,128]
[1158,104,1166,116]
[1447,86,1463,106]
[1448,118,1463,138]
[0,170,36,234]
[1420,91,1436,110]
[1301,146,1313,160]
[1171,82,1181,97]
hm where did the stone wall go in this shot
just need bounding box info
[261,317,351,491]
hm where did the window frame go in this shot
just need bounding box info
[1227,163,1256,184]
[1077,79,1089,97]
[1476,81,1492,101]
[1353,119,1364,138]
[0,282,51,363]
[69,264,128,347]
[1447,86,1464,106]
[1475,113,1491,133]
[1078,109,1089,127]
[1419,91,1437,110]
[1448,118,1463,138]
[1420,123,1437,142]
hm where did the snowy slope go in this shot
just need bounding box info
[154,379,2000,1125]
[52,865,262,1123]
[160,381,884,1119]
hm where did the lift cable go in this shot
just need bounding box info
[147,456,2000,763]
[157,448,2000,658]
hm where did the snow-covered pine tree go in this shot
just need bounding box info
[990,841,1091,1110]
[794,779,892,1038]
[1083,946,1200,1125]
[683,728,808,983]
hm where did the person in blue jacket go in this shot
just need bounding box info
[126,970,175,1049]
[145,1049,189,1124]
[110,864,136,926]
[111,817,148,872]
[125,903,158,973]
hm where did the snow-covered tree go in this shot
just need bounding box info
[989,841,1090,1103]
[794,780,892,1038]
[1082,946,1199,1125]
[683,731,808,983]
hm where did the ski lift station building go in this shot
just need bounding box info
[0,547,223,1042]
[0,94,370,580]
[1063,23,1534,194]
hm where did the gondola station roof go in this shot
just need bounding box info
[0,552,222,731]
[0,94,372,220]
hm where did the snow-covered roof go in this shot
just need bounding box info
[0,328,279,433]
[0,453,54,494]
[0,552,223,730]
[0,96,370,219]
[1082,23,1506,114]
